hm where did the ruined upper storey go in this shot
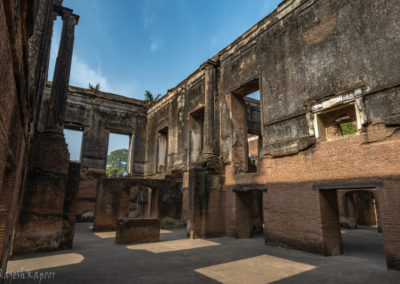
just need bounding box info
[40,84,148,173]
[143,0,400,176]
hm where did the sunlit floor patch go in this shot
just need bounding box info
[195,254,316,284]
[127,239,219,253]
[94,231,116,238]
[7,253,84,273]
[94,229,171,239]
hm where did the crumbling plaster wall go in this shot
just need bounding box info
[40,84,147,172]
[144,73,205,177]
[20,0,399,270]
[39,84,148,216]
[218,0,400,268]
[142,0,400,269]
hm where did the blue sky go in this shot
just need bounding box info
[58,0,282,161]
[50,0,281,99]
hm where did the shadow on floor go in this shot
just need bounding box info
[6,224,400,284]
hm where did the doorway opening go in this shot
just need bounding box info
[338,190,381,231]
[234,188,265,238]
[318,186,385,262]
[336,189,384,260]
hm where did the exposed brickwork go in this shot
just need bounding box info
[1,0,400,275]
[0,0,39,275]
[115,218,160,244]
[59,162,81,249]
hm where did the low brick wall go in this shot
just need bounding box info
[116,218,160,244]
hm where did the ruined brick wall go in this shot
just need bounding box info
[144,73,205,177]
[141,0,400,270]
[39,84,148,217]
[59,162,81,249]
[40,84,147,173]
[93,178,177,231]
[0,0,55,274]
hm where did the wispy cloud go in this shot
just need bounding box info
[149,35,164,52]
[150,41,159,52]
[70,55,111,91]
[142,0,156,29]
[69,55,141,98]
[92,0,102,31]
[48,29,139,98]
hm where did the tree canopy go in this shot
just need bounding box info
[106,148,128,178]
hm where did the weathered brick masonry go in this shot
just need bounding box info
[0,0,53,274]
[0,0,81,275]
[141,0,400,270]
[39,84,148,218]
[1,0,400,275]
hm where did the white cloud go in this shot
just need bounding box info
[70,55,111,91]
[47,17,140,99]
[69,55,141,99]
[142,0,156,29]
[149,35,164,52]
[150,41,159,51]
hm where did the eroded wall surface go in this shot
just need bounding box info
[0,0,55,274]
[141,0,400,270]
[39,85,148,216]
[6,0,398,272]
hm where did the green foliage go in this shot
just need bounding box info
[144,90,154,102]
[144,90,161,104]
[106,149,128,178]
[89,83,100,91]
[340,122,357,135]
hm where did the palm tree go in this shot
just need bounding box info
[144,90,161,105]
[89,83,100,91]
[144,90,154,102]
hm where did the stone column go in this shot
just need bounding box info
[202,61,219,163]
[30,0,57,135]
[44,10,79,134]
[13,7,80,254]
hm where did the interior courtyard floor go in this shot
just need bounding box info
[6,224,400,283]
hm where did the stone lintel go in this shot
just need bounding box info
[233,187,267,193]
[312,181,383,190]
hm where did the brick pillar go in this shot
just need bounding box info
[59,162,80,249]
[347,193,358,228]
[189,167,207,238]
[150,188,160,219]
[44,10,79,134]
[30,0,57,135]
[13,8,79,254]
[202,62,218,163]
[319,189,342,256]
[235,192,252,238]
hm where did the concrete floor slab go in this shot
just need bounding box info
[6,224,400,283]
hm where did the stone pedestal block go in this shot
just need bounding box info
[116,218,160,245]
